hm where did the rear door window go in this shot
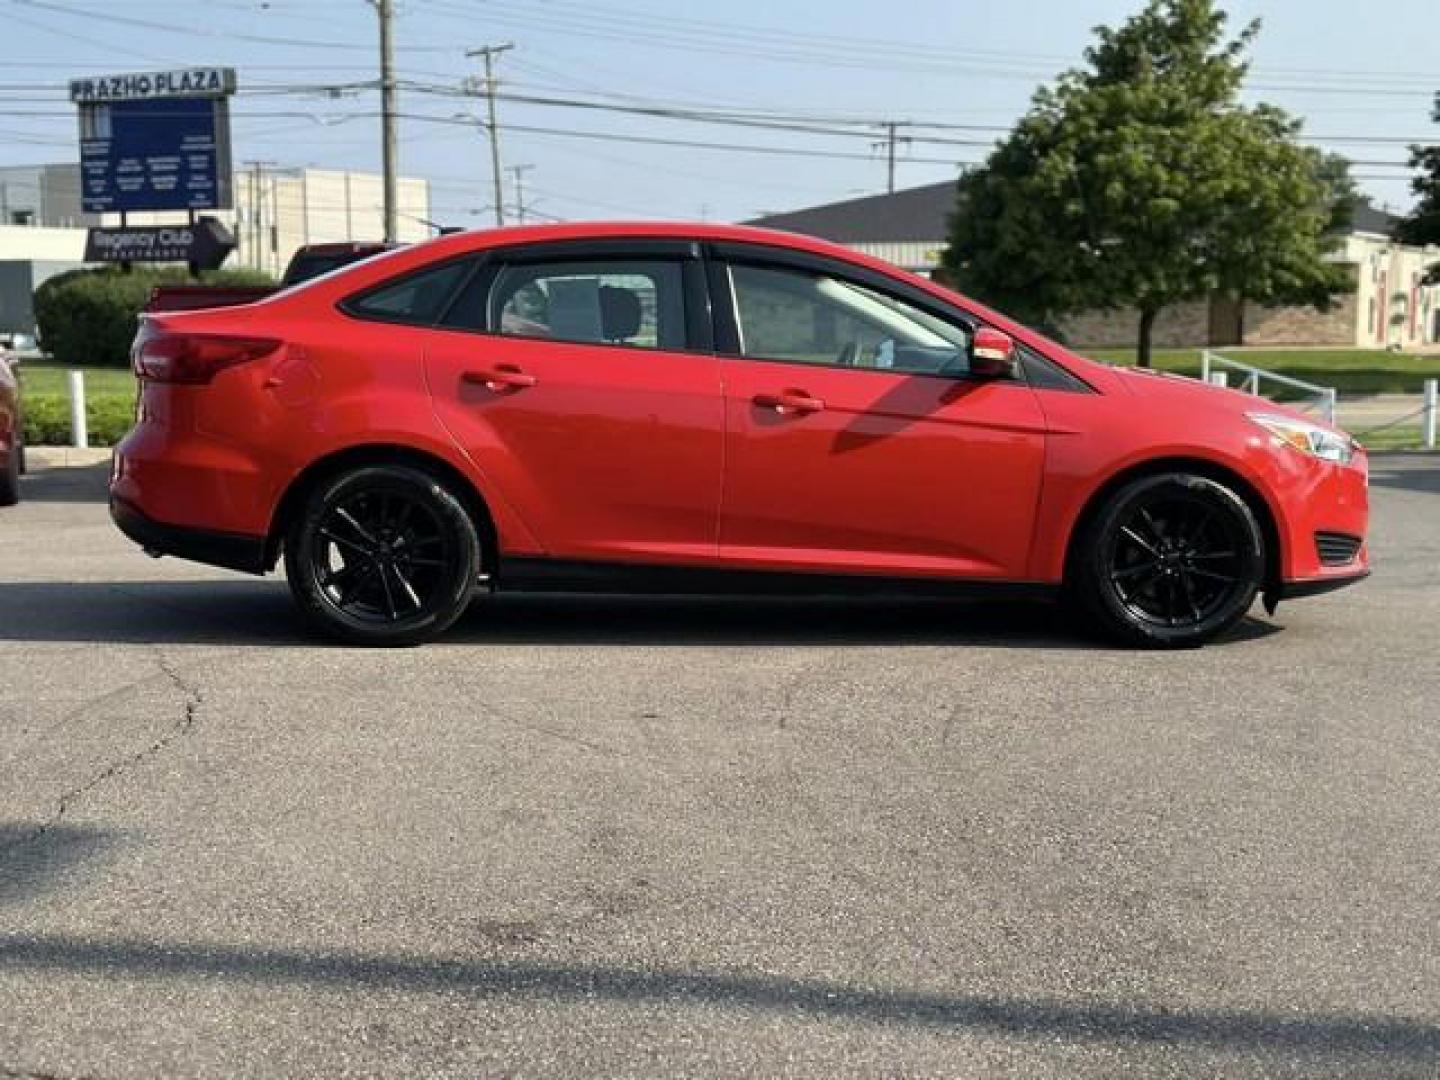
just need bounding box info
[449,259,689,351]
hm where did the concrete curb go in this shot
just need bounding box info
[26,446,112,469]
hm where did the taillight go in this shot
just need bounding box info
[132,329,281,384]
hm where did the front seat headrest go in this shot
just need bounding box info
[598,285,642,343]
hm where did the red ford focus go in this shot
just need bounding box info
[110,222,1368,647]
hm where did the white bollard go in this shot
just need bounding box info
[1322,388,1338,428]
[1208,371,1229,388]
[1424,378,1438,451]
[67,368,88,450]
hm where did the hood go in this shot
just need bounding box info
[1109,364,1344,433]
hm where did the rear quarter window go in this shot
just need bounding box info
[341,259,476,326]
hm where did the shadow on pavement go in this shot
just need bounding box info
[1367,455,1440,495]
[0,580,1280,650]
[0,932,1432,1062]
[0,823,124,906]
[17,461,111,503]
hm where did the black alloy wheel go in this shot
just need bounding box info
[1073,473,1264,648]
[285,465,481,645]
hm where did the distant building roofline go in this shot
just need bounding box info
[745,180,957,244]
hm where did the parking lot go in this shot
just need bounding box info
[1,457,1437,1077]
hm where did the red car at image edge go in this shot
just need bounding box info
[0,353,21,507]
[109,221,1369,647]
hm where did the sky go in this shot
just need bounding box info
[0,0,1434,229]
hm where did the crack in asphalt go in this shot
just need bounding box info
[471,696,677,774]
[0,1064,98,1080]
[0,649,204,858]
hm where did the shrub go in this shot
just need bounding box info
[34,266,275,368]
[22,391,135,447]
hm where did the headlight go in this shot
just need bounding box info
[1248,412,1355,465]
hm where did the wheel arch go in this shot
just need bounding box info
[263,443,499,574]
[1062,455,1283,593]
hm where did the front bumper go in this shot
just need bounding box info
[1261,444,1370,589]
[1275,568,1371,601]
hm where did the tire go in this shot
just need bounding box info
[0,434,19,507]
[1070,472,1264,648]
[284,464,481,646]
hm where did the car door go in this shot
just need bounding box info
[424,240,724,565]
[710,246,1048,580]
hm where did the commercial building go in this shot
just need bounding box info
[748,183,1440,350]
[0,163,432,275]
[0,163,433,337]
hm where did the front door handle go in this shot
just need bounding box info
[462,365,537,392]
[752,389,825,415]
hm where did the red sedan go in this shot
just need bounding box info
[0,354,21,507]
[109,223,1369,647]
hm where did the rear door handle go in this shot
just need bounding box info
[462,365,537,392]
[752,389,825,415]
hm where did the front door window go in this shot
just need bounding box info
[728,263,972,375]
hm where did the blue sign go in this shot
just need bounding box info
[78,96,232,213]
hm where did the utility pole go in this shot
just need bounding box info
[375,0,398,243]
[466,43,513,227]
[507,164,533,224]
[874,122,911,194]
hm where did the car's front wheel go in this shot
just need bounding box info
[284,464,481,646]
[1071,472,1265,648]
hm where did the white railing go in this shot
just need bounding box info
[1200,350,1337,426]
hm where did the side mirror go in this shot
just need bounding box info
[970,327,1018,379]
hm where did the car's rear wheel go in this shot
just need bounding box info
[284,465,481,646]
[1071,472,1264,648]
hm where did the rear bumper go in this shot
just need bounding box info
[111,494,268,574]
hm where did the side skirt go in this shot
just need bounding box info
[495,557,1059,601]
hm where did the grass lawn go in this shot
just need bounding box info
[1355,426,1430,452]
[1087,348,1440,396]
[16,359,136,396]
[15,361,136,446]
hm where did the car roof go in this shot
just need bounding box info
[424,220,872,262]
[295,220,915,302]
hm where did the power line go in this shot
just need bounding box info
[420,0,1438,98]
[0,87,1424,168]
[9,0,455,53]
[466,0,1440,86]
[406,113,976,166]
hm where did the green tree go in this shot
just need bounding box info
[1396,92,1440,281]
[942,0,1354,367]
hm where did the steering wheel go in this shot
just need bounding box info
[836,341,858,367]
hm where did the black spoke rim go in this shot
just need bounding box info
[312,488,453,625]
[1106,491,1251,628]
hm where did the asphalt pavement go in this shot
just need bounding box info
[1,457,1437,1078]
